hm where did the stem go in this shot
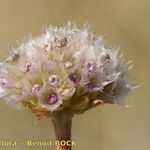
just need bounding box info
[51,110,73,150]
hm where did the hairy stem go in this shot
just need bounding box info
[51,110,73,150]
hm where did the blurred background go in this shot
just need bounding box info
[0,0,149,150]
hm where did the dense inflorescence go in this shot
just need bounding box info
[0,23,132,119]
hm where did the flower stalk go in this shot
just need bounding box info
[52,110,73,150]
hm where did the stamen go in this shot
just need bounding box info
[64,61,73,69]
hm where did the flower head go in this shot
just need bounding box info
[0,23,133,119]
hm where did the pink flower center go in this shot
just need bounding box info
[69,74,79,84]
[85,61,96,72]
[48,75,60,86]
[31,84,41,95]
[46,93,58,105]
[0,78,8,86]
[24,62,31,72]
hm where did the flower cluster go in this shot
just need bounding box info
[0,23,132,119]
